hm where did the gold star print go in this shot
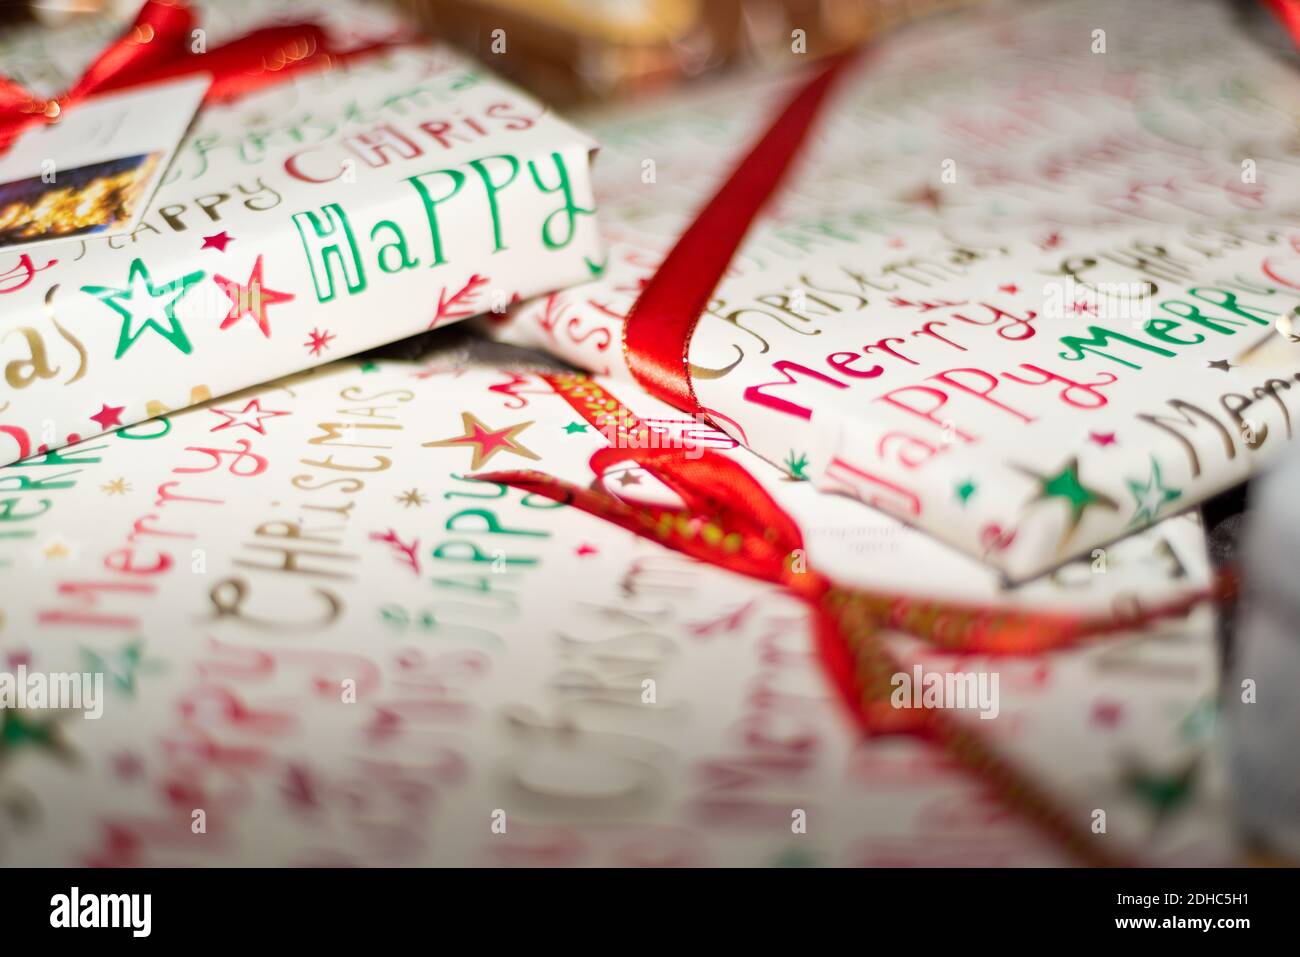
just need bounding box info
[901,183,945,211]
[423,412,541,470]
[0,708,75,766]
[42,540,70,560]
[100,477,131,496]
[396,488,428,508]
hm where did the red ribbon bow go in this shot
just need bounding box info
[568,29,1250,863]
[0,0,395,155]
[480,372,1233,867]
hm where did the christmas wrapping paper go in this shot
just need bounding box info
[489,0,1300,580]
[0,0,603,470]
[0,346,1234,866]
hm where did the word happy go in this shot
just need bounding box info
[0,665,104,719]
[50,887,151,937]
[291,149,591,304]
[890,665,1000,719]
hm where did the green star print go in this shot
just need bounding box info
[81,639,158,696]
[1125,457,1182,526]
[82,258,205,359]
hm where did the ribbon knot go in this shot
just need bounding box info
[0,0,395,156]
[477,371,1232,867]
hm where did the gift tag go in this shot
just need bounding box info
[0,74,208,253]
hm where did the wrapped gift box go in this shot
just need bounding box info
[489,0,1300,580]
[0,0,602,470]
[0,343,1234,866]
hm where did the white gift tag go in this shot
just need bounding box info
[0,74,209,254]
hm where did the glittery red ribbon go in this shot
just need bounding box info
[0,0,397,154]
[480,372,1235,867]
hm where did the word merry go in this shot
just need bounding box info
[1057,286,1281,370]
[35,427,253,632]
[1,439,113,550]
[1136,363,1300,476]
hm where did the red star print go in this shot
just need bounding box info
[214,255,294,338]
[980,523,1017,553]
[201,231,233,252]
[888,296,967,312]
[208,398,290,435]
[304,328,336,356]
[1038,231,1063,250]
[1091,700,1124,727]
[998,284,1019,295]
[112,751,146,780]
[422,412,540,470]
[576,544,598,557]
[89,403,125,430]
[902,184,944,211]
[1068,299,1098,315]
[1089,431,1117,447]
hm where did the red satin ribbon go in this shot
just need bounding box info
[621,52,855,413]
[0,0,396,155]
[479,372,1235,867]
[625,5,1300,414]
[493,0,1260,866]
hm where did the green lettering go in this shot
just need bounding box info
[1057,325,1176,369]
[292,204,366,303]
[406,167,466,267]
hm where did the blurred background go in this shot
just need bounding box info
[5,0,1295,105]
[0,0,988,104]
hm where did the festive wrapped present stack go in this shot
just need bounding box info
[0,345,1234,866]
[489,0,1300,581]
[0,0,1295,869]
[0,0,601,470]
